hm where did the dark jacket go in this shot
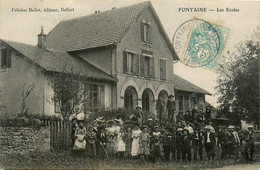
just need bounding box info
[176,132,183,147]
[192,132,203,146]
[203,131,216,145]
[244,130,255,143]
[167,100,175,111]
[218,130,228,146]
[182,135,192,149]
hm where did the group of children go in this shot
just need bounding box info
[71,108,255,164]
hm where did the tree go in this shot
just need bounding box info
[216,27,260,123]
[48,68,92,120]
[18,83,35,117]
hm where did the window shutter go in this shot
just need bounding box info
[123,51,127,74]
[134,54,140,76]
[163,60,166,80]
[160,59,166,80]
[140,55,145,77]
[6,49,12,68]
[141,22,144,42]
[160,59,163,80]
[146,25,151,42]
[150,57,155,78]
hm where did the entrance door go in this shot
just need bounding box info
[142,91,149,112]
[124,86,138,110]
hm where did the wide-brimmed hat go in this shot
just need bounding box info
[92,120,97,124]
[248,125,254,129]
[218,125,226,129]
[154,125,159,130]
[169,95,174,98]
[204,125,212,130]
[142,125,148,129]
[114,118,121,122]
[177,128,183,132]
[228,125,235,129]
[96,116,105,123]
[88,124,94,130]
[136,105,142,109]
[183,129,189,133]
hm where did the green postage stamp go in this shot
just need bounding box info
[173,18,229,70]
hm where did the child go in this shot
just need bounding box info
[139,126,150,160]
[176,128,183,161]
[131,124,142,157]
[73,121,86,156]
[113,119,121,156]
[71,118,78,149]
[96,125,109,160]
[150,126,164,162]
[164,127,175,161]
[125,126,132,157]
[85,125,97,159]
[192,128,203,161]
[106,120,116,158]
[182,129,192,162]
[117,127,126,157]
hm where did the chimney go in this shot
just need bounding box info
[37,26,47,49]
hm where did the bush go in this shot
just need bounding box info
[87,108,155,123]
[0,113,61,128]
[87,108,132,122]
[27,113,62,121]
[0,117,41,129]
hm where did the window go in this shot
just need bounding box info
[123,51,139,75]
[54,98,61,113]
[184,96,189,112]
[141,21,151,43]
[84,83,105,109]
[1,49,11,69]
[90,84,99,105]
[179,96,183,111]
[140,54,154,78]
[191,97,196,108]
[127,52,134,73]
[160,59,166,80]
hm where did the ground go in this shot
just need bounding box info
[1,144,260,169]
[217,162,260,170]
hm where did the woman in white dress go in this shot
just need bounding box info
[131,125,142,157]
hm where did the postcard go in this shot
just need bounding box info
[0,0,259,169]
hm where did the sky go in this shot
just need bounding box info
[0,0,259,107]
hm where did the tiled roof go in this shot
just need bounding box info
[1,39,116,82]
[174,74,211,95]
[47,1,149,51]
[46,1,178,61]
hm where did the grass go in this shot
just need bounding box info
[1,144,260,169]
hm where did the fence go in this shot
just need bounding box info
[42,120,72,151]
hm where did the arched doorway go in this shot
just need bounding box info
[142,88,155,112]
[124,86,138,110]
[158,90,168,111]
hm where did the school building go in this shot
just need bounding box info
[0,1,210,118]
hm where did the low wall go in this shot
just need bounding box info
[0,126,50,154]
